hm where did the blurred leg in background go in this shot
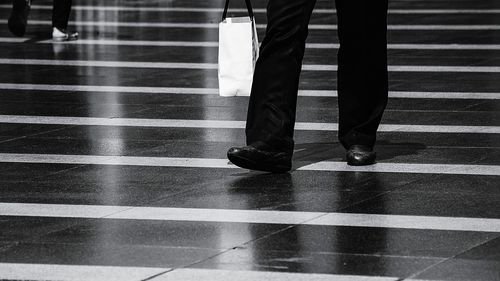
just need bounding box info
[51,0,78,41]
[8,0,78,40]
[8,0,31,37]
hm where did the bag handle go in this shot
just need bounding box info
[222,0,255,21]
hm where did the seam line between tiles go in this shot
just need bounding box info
[168,224,301,275]
[154,213,335,276]
[0,125,74,145]
[142,269,175,281]
[99,206,137,220]
[334,173,432,213]
[30,164,88,182]
[403,234,500,280]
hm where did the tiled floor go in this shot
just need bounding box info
[0,0,499,280]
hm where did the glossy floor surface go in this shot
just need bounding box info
[0,0,500,280]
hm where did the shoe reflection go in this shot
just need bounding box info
[220,168,390,275]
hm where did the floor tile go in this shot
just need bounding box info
[412,236,500,281]
[192,247,442,278]
[344,174,500,218]
[245,225,497,258]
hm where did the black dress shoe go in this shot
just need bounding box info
[227,146,292,173]
[346,145,376,166]
[8,0,30,37]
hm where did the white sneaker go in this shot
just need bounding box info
[52,27,78,41]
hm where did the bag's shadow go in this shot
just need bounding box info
[292,140,427,170]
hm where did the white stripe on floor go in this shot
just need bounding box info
[386,25,500,30]
[2,38,500,50]
[299,90,500,100]
[309,43,500,50]
[0,153,499,176]
[1,115,499,134]
[3,20,500,31]
[0,263,398,281]
[2,58,500,73]
[303,64,500,73]
[0,58,219,69]
[1,202,500,232]
[391,65,500,73]
[43,38,222,47]
[2,4,500,14]
[0,83,498,100]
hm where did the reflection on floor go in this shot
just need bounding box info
[0,0,499,280]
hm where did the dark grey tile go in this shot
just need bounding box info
[412,237,500,281]
[456,237,500,262]
[0,101,147,118]
[0,163,80,181]
[0,216,83,242]
[37,219,288,250]
[2,90,500,113]
[0,218,290,267]
[246,225,497,258]
[0,241,221,268]
[66,0,500,9]
[192,247,442,278]
[343,174,500,218]
[0,165,236,206]
[0,137,155,156]
[0,242,17,253]
[0,124,68,143]
[3,42,500,67]
[5,8,500,25]
[149,171,427,212]
[5,21,500,44]
[376,132,500,150]
[388,0,500,9]
[3,64,500,93]
[2,129,498,165]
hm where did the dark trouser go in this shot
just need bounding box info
[245,0,388,152]
[51,0,72,29]
[26,0,72,29]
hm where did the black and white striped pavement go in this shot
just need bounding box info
[0,0,499,280]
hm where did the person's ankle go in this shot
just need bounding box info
[249,141,292,154]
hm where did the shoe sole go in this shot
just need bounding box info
[228,154,291,173]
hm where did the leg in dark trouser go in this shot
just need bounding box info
[227,0,317,173]
[52,0,72,30]
[52,0,78,41]
[336,0,389,150]
[228,0,389,170]
[245,0,317,155]
[8,0,31,37]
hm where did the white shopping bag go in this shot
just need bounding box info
[218,0,259,97]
